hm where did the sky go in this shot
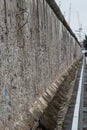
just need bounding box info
[55,0,87,40]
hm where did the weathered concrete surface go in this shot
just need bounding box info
[0,0,81,130]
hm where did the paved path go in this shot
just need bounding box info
[63,58,87,130]
[82,59,87,130]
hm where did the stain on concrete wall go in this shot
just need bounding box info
[0,0,81,129]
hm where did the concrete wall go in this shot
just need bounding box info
[0,0,81,129]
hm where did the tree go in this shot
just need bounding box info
[83,35,87,50]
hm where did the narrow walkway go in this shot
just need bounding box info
[62,59,82,130]
[63,58,87,130]
[82,60,87,130]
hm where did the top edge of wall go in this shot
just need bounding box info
[45,0,81,47]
